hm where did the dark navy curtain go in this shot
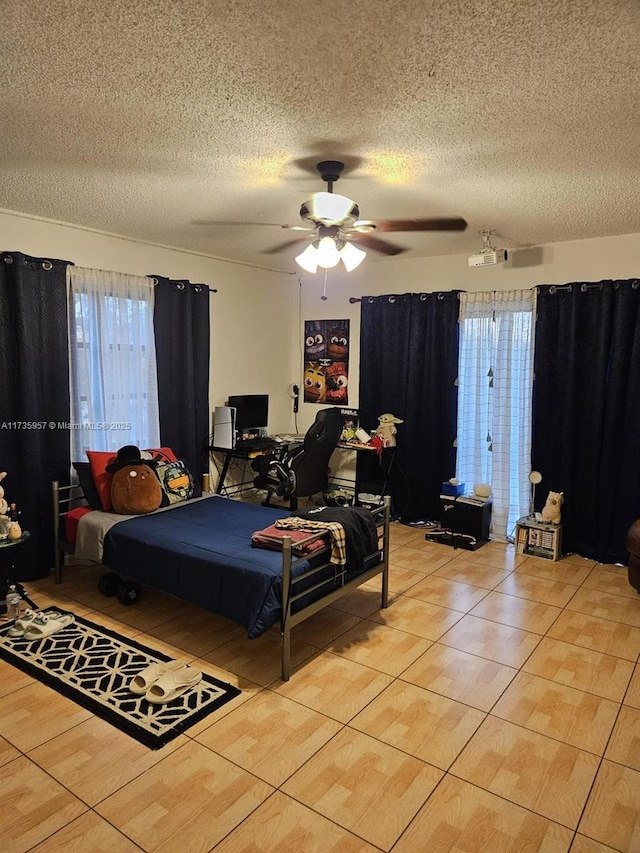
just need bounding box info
[357,291,460,522]
[0,252,71,579]
[152,277,210,492]
[532,280,640,563]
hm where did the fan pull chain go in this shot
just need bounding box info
[322,268,328,301]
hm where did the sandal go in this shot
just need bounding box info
[145,665,202,704]
[8,609,63,638]
[129,659,187,695]
[22,612,74,641]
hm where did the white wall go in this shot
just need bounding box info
[296,231,640,427]
[0,209,301,436]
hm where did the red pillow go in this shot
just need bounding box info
[86,447,178,511]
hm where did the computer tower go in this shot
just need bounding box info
[212,406,236,449]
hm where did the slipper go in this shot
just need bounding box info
[8,609,43,638]
[22,612,74,641]
[145,665,202,704]
[129,659,187,695]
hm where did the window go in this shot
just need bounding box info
[456,290,535,539]
[68,267,160,460]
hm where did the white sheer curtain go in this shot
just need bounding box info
[456,289,536,540]
[68,267,160,460]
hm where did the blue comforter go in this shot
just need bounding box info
[102,496,312,638]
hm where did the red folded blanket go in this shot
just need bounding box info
[251,524,327,555]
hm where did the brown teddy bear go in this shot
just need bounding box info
[107,446,162,514]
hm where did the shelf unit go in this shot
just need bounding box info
[515,516,562,561]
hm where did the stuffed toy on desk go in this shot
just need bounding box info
[375,413,403,448]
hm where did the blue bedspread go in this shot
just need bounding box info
[102,496,312,638]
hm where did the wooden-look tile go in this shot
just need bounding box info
[270,651,393,722]
[470,590,562,634]
[30,810,142,852]
[493,671,619,755]
[390,543,454,573]
[213,791,380,852]
[184,658,263,735]
[433,558,513,589]
[403,574,490,613]
[0,735,20,767]
[0,657,35,699]
[389,522,426,546]
[624,664,640,709]
[379,564,429,595]
[494,573,578,607]
[604,704,640,770]
[202,630,317,687]
[566,587,640,628]
[291,606,361,647]
[0,680,93,752]
[325,619,432,676]
[195,689,342,786]
[100,589,195,633]
[392,773,573,853]
[330,585,386,618]
[28,716,187,805]
[367,594,463,640]
[79,607,148,639]
[142,607,245,657]
[451,715,599,828]
[547,609,640,661]
[401,643,517,711]
[452,541,525,570]
[350,680,485,769]
[515,555,592,585]
[570,836,620,853]
[439,613,542,668]
[0,755,87,853]
[282,727,443,850]
[582,566,639,599]
[95,740,273,853]
[523,637,634,702]
[579,760,640,851]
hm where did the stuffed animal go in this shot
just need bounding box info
[0,472,8,516]
[107,445,162,514]
[540,490,564,524]
[375,413,403,448]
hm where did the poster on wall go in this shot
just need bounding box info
[303,319,350,404]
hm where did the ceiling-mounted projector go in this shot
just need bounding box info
[468,230,508,267]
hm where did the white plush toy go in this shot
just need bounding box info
[0,472,10,540]
[375,413,403,448]
[540,490,564,524]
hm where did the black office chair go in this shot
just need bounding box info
[252,407,344,511]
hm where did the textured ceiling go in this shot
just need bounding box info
[2,0,639,272]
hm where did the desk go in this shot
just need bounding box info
[209,441,297,496]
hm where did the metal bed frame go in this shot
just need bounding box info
[52,482,391,680]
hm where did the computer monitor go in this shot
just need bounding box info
[227,394,269,434]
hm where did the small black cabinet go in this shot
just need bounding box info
[440,497,492,543]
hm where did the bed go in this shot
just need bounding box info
[52,482,390,680]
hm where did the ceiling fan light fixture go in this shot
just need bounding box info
[301,192,359,226]
[316,236,341,268]
[339,241,367,271]
[295,243,319,274]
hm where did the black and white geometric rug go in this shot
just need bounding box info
[0,608,240,749]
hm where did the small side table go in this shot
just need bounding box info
[515,516,562,561]
[0,532,37,614]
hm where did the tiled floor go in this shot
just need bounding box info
[2,524,640,852]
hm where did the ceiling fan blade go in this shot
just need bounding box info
[261,237,309,254]
[192,219,311,231]
[349,233,407,256]
[369,217,468,233]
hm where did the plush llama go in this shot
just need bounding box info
[540,490,563,524]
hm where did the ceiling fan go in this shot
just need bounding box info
[195,160,467,272]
